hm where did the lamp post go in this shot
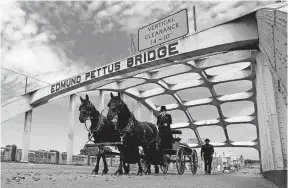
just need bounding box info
[25,77,28,93]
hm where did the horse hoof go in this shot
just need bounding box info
[114,170,123,175]
[92,171,98,175]
[102,171,108,175]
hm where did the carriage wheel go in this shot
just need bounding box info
[190,149,198,174]
[176,147,185,175]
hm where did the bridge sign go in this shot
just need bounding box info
[138,9,189,51]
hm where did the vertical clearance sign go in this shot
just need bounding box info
[138,9,189,51]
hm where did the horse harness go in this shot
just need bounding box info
[110,99,159,147]
[82,108,106,141]
[117,113,158,147]
[115,113,134,143]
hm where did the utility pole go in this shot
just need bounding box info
[193,5,197,33]
[24,77,28,93]
[21,76,32,163]
[129,33,138,56]
[130,33,137,54]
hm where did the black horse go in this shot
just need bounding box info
[107,92,162,175]
[78,94,130,175]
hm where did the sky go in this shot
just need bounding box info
[1,0,274,160]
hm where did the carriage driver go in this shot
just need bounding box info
[156,106,173,165]
[156,106,172,133]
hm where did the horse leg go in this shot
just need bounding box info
[123,161,130,174]
[137,159,144,176]
[147,161,151,175]
[154,165,159,174]
[101,153,109,175]
[92,153,101,175]
[115,147,123,175]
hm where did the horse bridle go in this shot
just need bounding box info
[80,102,105,140]
[109,99,134,137]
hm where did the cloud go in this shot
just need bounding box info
[86,0,272,36]
[1,0,268,103]
[1,1,91,101]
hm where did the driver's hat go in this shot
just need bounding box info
[160,106,167,112]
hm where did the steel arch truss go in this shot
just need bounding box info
[86,50,259,150]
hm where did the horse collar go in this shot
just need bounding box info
[117,115,134,133]
[93,115,104,132]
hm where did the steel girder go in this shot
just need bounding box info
[85,50,259,149]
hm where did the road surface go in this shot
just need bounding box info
[1,163,278,188]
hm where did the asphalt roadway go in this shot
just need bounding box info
[1,163,279,188]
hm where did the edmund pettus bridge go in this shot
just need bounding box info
[1,3,287,188]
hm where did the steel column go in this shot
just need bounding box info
[256,53,274,171]
[150,109,154,123]
[264,63,285,169]
[136,100,141,121]
[120,92,126,102]
[256,53,285,171]
[98,90,105,111]
[21,110,32,162]
[67,94,76,164]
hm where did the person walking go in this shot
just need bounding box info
[201,138,214,174]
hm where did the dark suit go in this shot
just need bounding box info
[157,113,172,131]
[201,144,214,174]
[157,112,172,149]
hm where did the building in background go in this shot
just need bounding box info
[186,138,205,144]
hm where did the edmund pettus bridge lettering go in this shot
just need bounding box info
[50,42,179,94]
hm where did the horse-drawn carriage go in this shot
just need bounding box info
[85,128,198,175]
[80,93,198,175]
